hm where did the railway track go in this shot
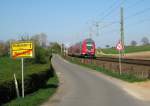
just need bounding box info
[95,57,150,66]
[66,55,150,78]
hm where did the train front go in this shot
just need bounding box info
[82,38,96,57]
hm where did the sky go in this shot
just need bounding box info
[0,0,150,48]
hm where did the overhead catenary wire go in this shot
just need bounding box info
[99,0,127,21]
[85,0,119,26]
[84,0,150,40]
[98,0,150,48]
[125,0,144,9]
[98,0,119,19]
[100,21,119,29]
[125,7,150,21]
[125,18,150,29]
[91,0,127,34]
[98,1,150,30]
[99,0,146,26]
[87,0,122,32]
[103,28,119,34]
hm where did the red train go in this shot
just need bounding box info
[68,38,96,57]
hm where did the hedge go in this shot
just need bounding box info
[0,64,54,105]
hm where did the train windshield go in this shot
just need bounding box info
[86,43,93,50]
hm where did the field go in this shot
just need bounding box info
[99,45,150,54]
[0,57,50,84]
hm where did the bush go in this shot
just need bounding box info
[34,46,47,64]
[0,42,9,57]
[0,67,54,105]
[3,73,58,106]
[25,45,51,64]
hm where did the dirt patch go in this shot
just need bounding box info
[124,51,150,60]
[124,81,150,101]
[91,70,150,101]
[134,81,150,88]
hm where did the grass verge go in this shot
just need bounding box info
[0,56,59,105]
[0,57,48,83]
[65,56,147,82]
[4,73,59,106]
[0,57,51,84]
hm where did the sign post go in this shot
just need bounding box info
[118,50,122,75]
[10,41,34,98]
[116,41,124,75]
[14,73,20,98]
[21,58,24,98]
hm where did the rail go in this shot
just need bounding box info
[95,57,150,66]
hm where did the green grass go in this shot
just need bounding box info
[0,57,50,84]
[65,57,146,82]
[0,56,59,106]
[4,74,59,106]
[100,45,150,54]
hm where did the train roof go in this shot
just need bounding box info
[84,38,94,42]
[68,38,95,48]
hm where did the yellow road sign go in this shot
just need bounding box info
[10,41,34,58]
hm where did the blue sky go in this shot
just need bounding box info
[0,0,150,47]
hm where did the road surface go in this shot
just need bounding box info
[42,55,150,106]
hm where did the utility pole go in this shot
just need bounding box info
[95,22,99,36]
[120,7,125,56]
[61,43,64,55]
[89,26,92,38]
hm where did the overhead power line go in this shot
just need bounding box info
[100,0,126,21]
[125,0,144,9]
[103,28,119,34]
[98,0,148,30]
[125,7,150,20]
[86,0,127,36]
[101,21,119,29]
[99,0,119,18]
[125,18,150,26]
[86,0,119,25]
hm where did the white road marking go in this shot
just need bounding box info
[123,87,144,101]
[63,59,70,64]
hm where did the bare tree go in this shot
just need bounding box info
[0,41,9,56]
[0,41,4,56]
[130,40,137,46]
[40,33,47,47]
[18,32,31,41]
[141,37,149,45]
[32,33,47,47]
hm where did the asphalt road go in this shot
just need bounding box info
[43,55,150,106]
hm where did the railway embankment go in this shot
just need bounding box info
[64,56,150,80]
[63,55,150,101]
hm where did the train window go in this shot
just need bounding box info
[86,43,92,46]
[86,43,93,50]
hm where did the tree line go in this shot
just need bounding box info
[131,36,150,46]
[105,36,150,48]
[0,33,61,63]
